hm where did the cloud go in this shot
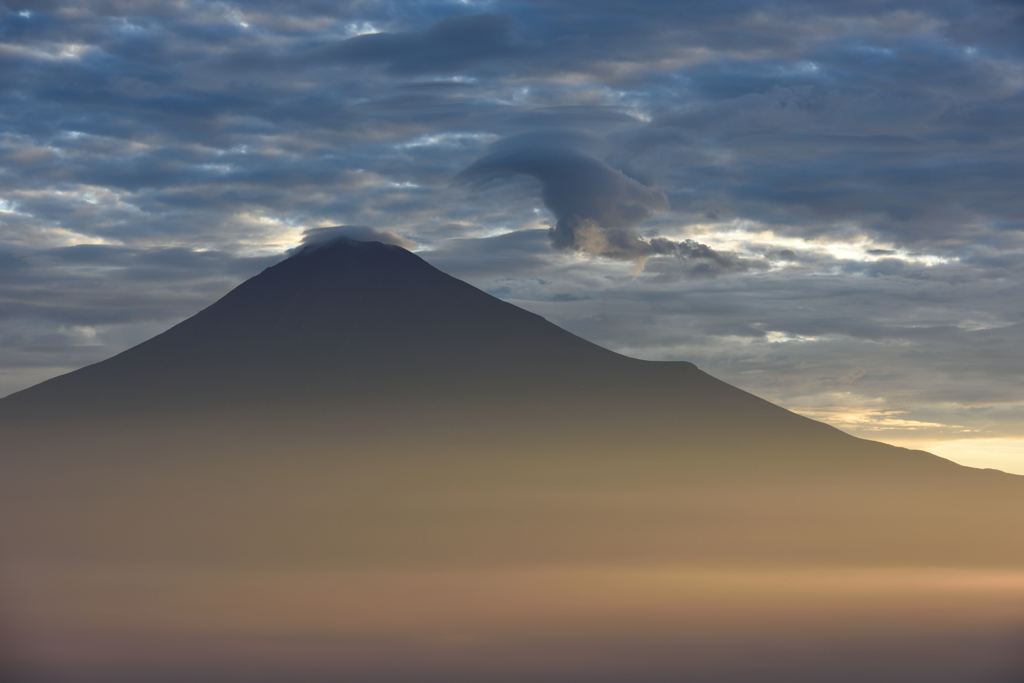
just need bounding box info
[458,132,746,269]
[323,13,520,75]
[300,225,418,250]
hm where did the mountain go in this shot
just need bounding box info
[2,238,1023,683]
[0,238,964,471]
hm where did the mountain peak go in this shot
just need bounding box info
[283,235,425,273]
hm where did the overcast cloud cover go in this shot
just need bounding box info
[1,0,1023,468]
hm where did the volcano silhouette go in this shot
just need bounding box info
[2,238,1023,683]
[0,238,963,465]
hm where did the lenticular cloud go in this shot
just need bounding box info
[458,132,740,271]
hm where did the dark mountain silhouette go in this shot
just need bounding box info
[2,238,1023,683]
[0,238,967,471]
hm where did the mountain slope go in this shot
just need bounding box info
[0,239,955,471]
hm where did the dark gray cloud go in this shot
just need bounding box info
[458,131,669,259]
[0,0,1023,463]
[458,131,750,269]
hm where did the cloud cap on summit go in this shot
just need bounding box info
[300,226,418,251]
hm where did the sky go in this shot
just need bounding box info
[1,0,1022,471]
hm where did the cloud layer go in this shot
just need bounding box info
[1,0,1023,463]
